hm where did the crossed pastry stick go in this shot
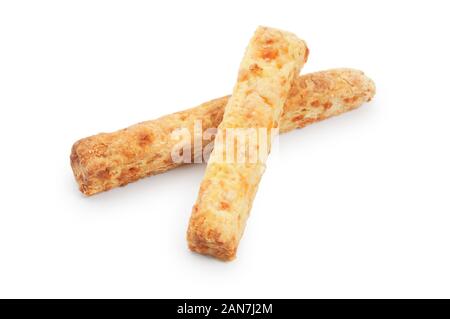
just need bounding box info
[71,26,375,261]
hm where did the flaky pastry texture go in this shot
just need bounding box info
[71,68,375,196]
[187,26,308,260]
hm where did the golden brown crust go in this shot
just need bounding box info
[280,68,376,132]
[187,27,308,260]
[70,68,375,196]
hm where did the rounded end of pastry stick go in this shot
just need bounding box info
[280,68,376,133]
[188,243,237,262]
[187,221,238,261]
[70,140,97,196]
[365,72,376,101]
[253,26,309,66]
[335,68,376,102]
[70,142,86,193]
[321,68,376,118]
[187,239,237,262]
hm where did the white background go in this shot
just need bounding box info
[0,0,449,298]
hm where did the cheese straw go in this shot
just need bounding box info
[187,27,308,260]
[71,68,375,196]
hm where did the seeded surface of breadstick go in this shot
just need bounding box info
[71,68,375,196]
[187,27,308,260]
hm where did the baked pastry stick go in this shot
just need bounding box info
[71,68,375,196]
[187,27,309,260]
